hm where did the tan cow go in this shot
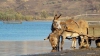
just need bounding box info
[44,29,81,50]
[51,14,90,50]
[44,29,61,51]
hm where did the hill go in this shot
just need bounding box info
[0,0,100,20]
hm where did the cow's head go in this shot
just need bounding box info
[52,14,62,31]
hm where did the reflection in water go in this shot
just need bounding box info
[0,41,51,56]
[51,49,58,52]
[23,41,27,54]
[0,41,96,56]
[0,41,74,56]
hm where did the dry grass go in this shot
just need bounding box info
[0,0,100,18]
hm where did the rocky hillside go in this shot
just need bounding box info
[0,0,100,20]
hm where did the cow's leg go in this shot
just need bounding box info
[57,36,60,51]
[61,36,65,51]
[71,40,74,48]
[79,36,84,48]
[71,37,74,48]
[74,40,76,48]
[85,36,90,48]
[71,37,76,48]
[74,37,77,48]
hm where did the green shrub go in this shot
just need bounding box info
[0,10,34,21]
[40,10,48,19]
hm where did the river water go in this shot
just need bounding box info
[0,21,52,41]
[0,21,96,56]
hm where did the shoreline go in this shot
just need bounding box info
[0,41,74,56]
[30,48,100,56]
[0,41,97,56]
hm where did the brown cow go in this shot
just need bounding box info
[44,29,61,51]
[51,14,90,50]
[44,29,80,50]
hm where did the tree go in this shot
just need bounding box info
[40,10,48,19]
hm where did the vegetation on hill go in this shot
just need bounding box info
[0,9,33,21]
[0,0,100,21]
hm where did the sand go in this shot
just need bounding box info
[24,48,100,56]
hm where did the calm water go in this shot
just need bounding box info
[0,21,96,56]
[0,21,52,41]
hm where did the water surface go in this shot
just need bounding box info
[0,21,96,56]
[0,21,52,41]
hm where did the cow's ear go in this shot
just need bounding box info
[54,14,57,20]
[57,14,62,19]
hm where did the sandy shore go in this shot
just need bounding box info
[23,48,100,56]
[0,41,98,56]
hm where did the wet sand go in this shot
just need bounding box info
[0,41,97,56]
[28,48,100,56]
